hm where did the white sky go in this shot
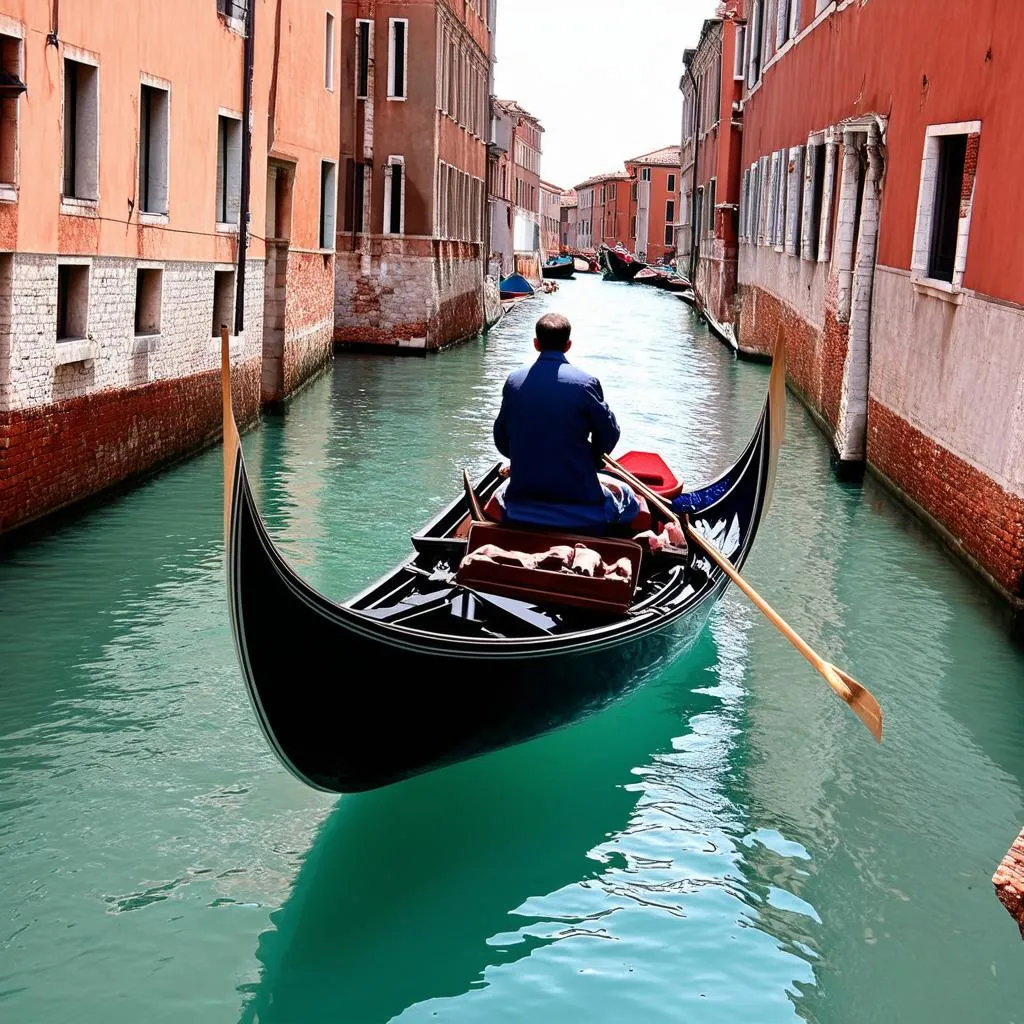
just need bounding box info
[492,0,718,191]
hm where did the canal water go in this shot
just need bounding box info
[2,275,1023,1023]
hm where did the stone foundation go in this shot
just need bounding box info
[0,252,265,533]
[263,245,334,402]
[334,236,483,351]
[994,828,1024,939]
[868,398,1024,599]
[694,246,737,326]
[0,356,261,533]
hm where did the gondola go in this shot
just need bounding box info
[600,245,647,281]
[499,273,534,299]
[541,256,576,280]
[573,255,599,274]
[220,334,786,793]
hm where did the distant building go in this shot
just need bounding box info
[0,0,341,534]
[679,13,743,320]
[539,181,563,257]
[487,97,514,278]
[336,0,494,351]
[625,145,682,264]
[500,100,544,281]
[559,190,578,250]
[572,171,633,251]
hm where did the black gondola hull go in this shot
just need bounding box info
[222,334,786,793]
[541,261,576,280]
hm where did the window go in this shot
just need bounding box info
[217,0,248,19]
[62,58,99,200]
[344,159,366,233]
[139,83,169,215]
[785,147,803,256]
[135,268,162,335]
[631,215,637,237]
[666,199,675,223]
[805,143,825,259]
[216,114,242,225]
[664,224,674,246]
[325,12,335,90]
[356,20,370,99]
[734,25,747,79]
[928,134,968,282]
[707,179,716,236]
[388,18,407,99]
[631,182,638,201]
[910,123,979,290]
[319,160,337,249]
[384,156,404,234]
[667,173,676,193]
[57,264,89,341]
[0,34,24,189]
[641,167,651,182]
[747,0,763,87]
[212,269,235,336]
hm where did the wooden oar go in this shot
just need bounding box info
[603,454,883,742]
[463,470,485,523]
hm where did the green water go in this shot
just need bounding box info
[2,276,1023,1023]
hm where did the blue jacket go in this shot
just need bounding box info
[493,351,620,524]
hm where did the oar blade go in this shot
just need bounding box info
[832,666,884,743]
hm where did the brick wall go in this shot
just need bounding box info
[0,254,265,533]
[0,356,260,533]
[868,398,1024,597]
[334,236,483,351]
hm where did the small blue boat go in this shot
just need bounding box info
[542,256,576,280]
[499,273,535,300]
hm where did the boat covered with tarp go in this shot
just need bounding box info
[499,273,535,299]
[220,335,786,793]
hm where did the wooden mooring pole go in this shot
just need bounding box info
[994,826,1024,938]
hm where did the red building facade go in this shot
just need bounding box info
[686,0,1024,602]
[336,0,493,351]
[572,172,633,251]
[679,13,743,322]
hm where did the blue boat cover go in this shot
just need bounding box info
[500,273,534,295]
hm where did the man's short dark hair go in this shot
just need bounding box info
[535,313,572,351]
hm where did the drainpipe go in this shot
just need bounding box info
[685,61,701,286]
[234,0,255,337]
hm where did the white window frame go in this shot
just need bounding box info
[324,11,335,91]
[0,24,24,199]
[734,24,747,79]
[215,109,243,229]
[383,154,405,235]
[61,47,101,209]
[319,159,337,250]
[138,74,171,221]
[910,120,981,296]
[387,17,408,100]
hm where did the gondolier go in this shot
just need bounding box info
[491,313,640,532]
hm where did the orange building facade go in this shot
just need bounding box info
[625,146,681,264]
[539,180,562,257]
[336,0,493,351]
[0,0,341,534]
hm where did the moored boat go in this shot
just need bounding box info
[542,256,576,280]
[220,334,786,793]
[499,273,535,299]
[573,255,599,274]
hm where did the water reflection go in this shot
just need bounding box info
[239,628,816,1024]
